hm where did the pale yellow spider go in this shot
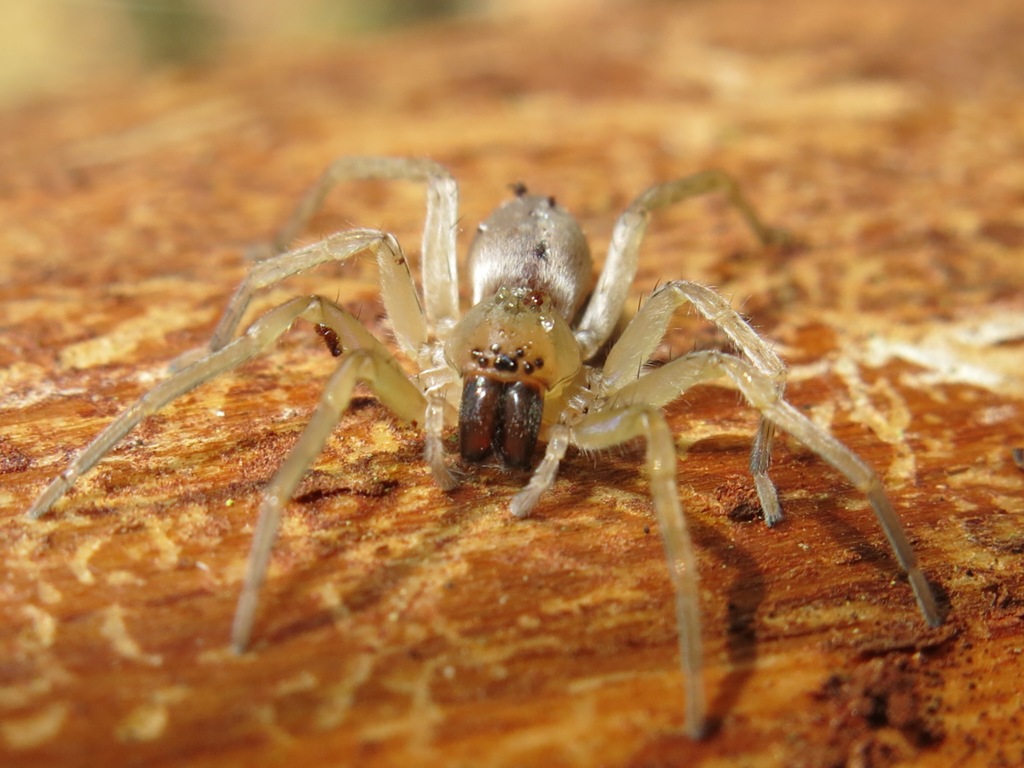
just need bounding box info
[26,157,941,738]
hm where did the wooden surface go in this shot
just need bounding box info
[2,1,1023,766]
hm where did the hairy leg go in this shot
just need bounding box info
[510,423,572,518]
[602,280,785,522]
[611,350,941,627]
[266,156,460,332]
[231,347,426,651]
[209,229,428,359]
[570,405,706,739]
[575,169,781,359]
[26,295,421,519]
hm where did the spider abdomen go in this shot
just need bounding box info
[467,190,592,321]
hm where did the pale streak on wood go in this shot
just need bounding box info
[274,671,318,697]
[859,307,1024,397]
[98,604,163,667]
[113,686,190,743]
[0,702,69,751]
[57,305,204,370]
[0,663,72,709]
[69,539,103,585]
[831,355,917,481]
[36,580,62,606]
[20,605,57,649]
[143,517,182,570]
[313,655,376,731]
[115,702,168,743]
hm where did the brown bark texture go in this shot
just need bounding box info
[1,1,1023,766]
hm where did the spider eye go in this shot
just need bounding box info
[459,376,543,469]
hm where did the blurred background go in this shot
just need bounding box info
[0,0,588,106]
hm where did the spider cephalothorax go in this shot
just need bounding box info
[449,285,580,468]
[25,157,941,739]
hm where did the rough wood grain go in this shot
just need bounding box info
[1,1,1023,766]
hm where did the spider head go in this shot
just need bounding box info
[445,287,582,468]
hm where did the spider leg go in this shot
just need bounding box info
[264,156,460,333]
[208,229,429,359]
[25,294,423,518]
[613,350,942,628]
[25,292,430,646]
[204,227,459,488]
[231,345,425,651]
[602,280,785,524]
[422,379,460,491]
[509,424,571,518]
[575,169,781,360]
[569,405,706,740]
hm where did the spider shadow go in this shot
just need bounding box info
[250,452,769,734]
[800,482,950,624]
[686,513,765,737]
[554,448,768,734]
[256,491,491,650]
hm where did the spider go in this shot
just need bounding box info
[25,156,941,738]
